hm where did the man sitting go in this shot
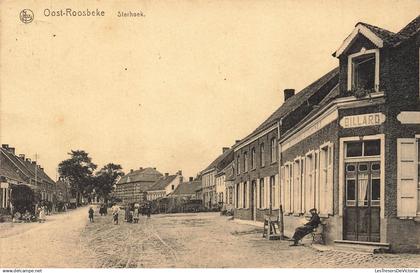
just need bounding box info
[289,208,321,246]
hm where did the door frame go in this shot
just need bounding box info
[338,134,385,241]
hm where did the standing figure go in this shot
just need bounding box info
[88,206,94,222]
[112,204,120,225]
[289,208,320,246]
[146,203,151,218]
[38,206,46,223]
[133,204,140,223]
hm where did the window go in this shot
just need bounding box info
[171,185,175,190]
[260,143,265,167]
[235,184,240,208]
[251,148,256,170]
[293,159,302,213]
[270,176,275,208]
[236,155,240,175]
[271,138,277,163]
[305,153,315,212]
[320,144,334,215]
[244,152,248,172]
[346,140,380,158]
[243,181,248,208]
[348,49,379,92]
[352,53,375,90]
[259,178,265,208]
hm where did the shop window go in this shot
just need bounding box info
[371,178,381,206]
[364,140,381,156]
[346,140,381,158]
[346,179,356,206]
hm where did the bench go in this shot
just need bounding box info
[309,222,326,244]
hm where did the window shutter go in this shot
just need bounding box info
[327,144,334,215]
[256,178,260,209]
[300,158,305,214]
[397,138,418,218]
[276,175,279,208]
[280,166,285,211]
[265,177,269,209]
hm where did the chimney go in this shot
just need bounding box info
[189,177,194,182]
[165,173,169,177]
[8,147,15,154]
[222,147,229,153]
[235,140,241,144]
[130,169,134,173]
[2,144,9,149]
[177,170,182,176]
[26,158,31,162]
[284,89,295,101]
[18,154,25,160]
[31,161,37,165]
[153,167,156,170]
[139,167,143,171]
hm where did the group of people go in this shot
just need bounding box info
[89,202,152,225]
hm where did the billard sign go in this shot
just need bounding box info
[340,113,386,128]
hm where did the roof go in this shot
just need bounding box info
[235,67,339,147]
[0,147,55,185]
[171,181,201,196]
[202,148,234,173]
[334,16,420,57]
[397,15,420,39]
[117,167,162,184]
[147,174,178,191]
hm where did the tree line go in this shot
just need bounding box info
[58,150,124,203]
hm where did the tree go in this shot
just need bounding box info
[58,150,97,204]
[92,163,124,201]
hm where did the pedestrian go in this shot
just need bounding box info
[38,206,46,223]
[88,206,94,222]
[289,208,320,246]
[146,203,151,218]
[133,204,140,223]
[111,204,120,225]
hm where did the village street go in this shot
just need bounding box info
[2,207,418,268]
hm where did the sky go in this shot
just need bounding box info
[1,0,419,180]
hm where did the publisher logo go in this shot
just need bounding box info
[20,9,34,24]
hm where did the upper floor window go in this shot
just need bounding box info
[236,155,240,175]
[260,143,265,167]
[270,138,277,163]
[348,49,379,93]
[251,148,256,169]
[244,152,248,172]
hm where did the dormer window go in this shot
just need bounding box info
[348,49,380,93]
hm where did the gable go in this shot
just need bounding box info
[334,24,384,58]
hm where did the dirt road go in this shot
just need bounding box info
[0,208,95,268]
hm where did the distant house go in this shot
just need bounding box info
[113,167,162,204]
[201,147,234,209]
[146,171,183,201]
[171,178,202,200]
[0,144,56,214]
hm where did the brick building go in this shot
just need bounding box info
[278,16,420,252]
[113,167,162,204]
[232,68,339,221]
[0,144,56,214]
[201,147,233,209]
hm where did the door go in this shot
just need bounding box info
[251,181,257,221]
[344,161,380,242]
